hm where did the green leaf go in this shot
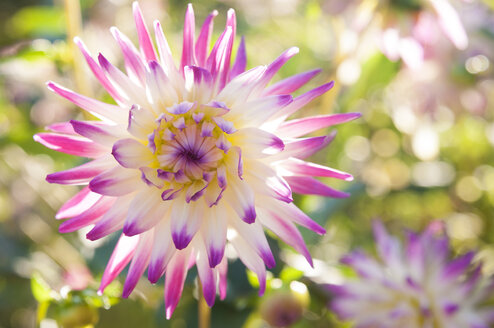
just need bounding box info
[7,6,65,38]
[340,53,400,110]
[31,272,52,303]
[279,267,304,282]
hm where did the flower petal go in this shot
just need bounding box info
[258,209,313,267]
[280,132,336,159]
[86,195,132,240]
[110,26,147,84]
[34,133,107,158]
[224,179,256,224]
[73,37,126,105]
[180,4,196,71]
[89,166,141,196]
[148,218,176,283]
[56,186,102,219]
[263,68,321,96]
[70,120,126,146]
[229,232,266,296]
[230,36,246,80]
[98,234,139,294]
[195,10,218,67]
[122,229,154,298]
[132,2,157,62]
[112,138,154,169]
[123,189,169,236]
[276,112,361,138]
[284,176,350,198]
[59,196,115,233]
[46,81,128,123]
[196,245,217,307]
[47,156,114,185]
[230,218,276,268]
[200,205,227,268]
[164,249,191,319]
[278,158,353,181]
[170,196,203,250]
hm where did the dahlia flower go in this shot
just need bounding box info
[330,221,494,328]
[34,2,359,317]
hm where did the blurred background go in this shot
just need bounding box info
[1,0,494,327]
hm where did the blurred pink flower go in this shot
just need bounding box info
[34,2,359,317]
[330,221,494,327]
[381,0,468,69]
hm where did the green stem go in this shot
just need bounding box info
[198,282,211,328]
[63,0,91,98]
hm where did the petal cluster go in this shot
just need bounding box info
[330,221,494,328]
[34,2,359,318]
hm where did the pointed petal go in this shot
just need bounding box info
[224,179,256,224]
[164,249,190,319]
[230,36,246,80]
[200,205,227,267]
[233,127,284,158]
[195,10,218,67]
[89,166,141,196]
[123,229,154,297]
[56,186,102,219]
[258,209,313,267]
[70,120,126,146]
[110,26,146,84]
[98,234,139,294]
[258,199,325,235]
[98,53,148,105]
[154,20,178,76]
[59,197,115,233]
[217,256,228,300]
[256,47,299,91]
[281,132,336,159]
[229,233,266,296]
[181,4,196,70]
[279,158,353,181]
[47,156,114,185]
[46,81,128,123]
[73,37,126,104]
[273,82,335,121]
[147,218,176,283]
[112,138,154,169]
[171,196,203,249]
[277,112,361,138]
[34,133,107,158]
[132,2,158,61]
[127,104,156,139]
[146,61,179,108]
[196,246,217,307]
[123,189,169,236]
[263,68,321,96]
[284,176,350,198]
[86,195,133,240]
[207,26,233,87]
[230,218,276,268]
[234,95,292,126]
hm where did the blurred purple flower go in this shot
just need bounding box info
[330,221,494,327]
[34,2,359,318]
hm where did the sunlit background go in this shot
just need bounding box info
[1,0,494,327]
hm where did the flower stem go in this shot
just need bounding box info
[198,282,211,328]
[63,0,91,98]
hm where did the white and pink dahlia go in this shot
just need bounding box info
[330,221,494,328]
[34,2,359,318]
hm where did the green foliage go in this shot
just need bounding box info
[7,6,65,38]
